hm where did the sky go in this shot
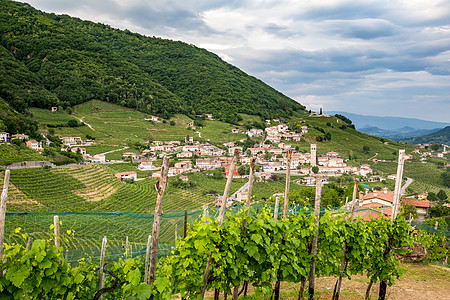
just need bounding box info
[24,0,450,123]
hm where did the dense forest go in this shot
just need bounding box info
[0,0,305,133]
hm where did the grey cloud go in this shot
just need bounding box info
[323,19,400,39]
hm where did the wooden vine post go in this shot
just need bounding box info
[245,157,256,211]
[0,170,10,277]
[143,235,152,283]
[332,178,360,300]
[98,236,107,300]
[232,157,256,300]
[377,150,405,300]
[200,149,240,298]
[147,156,170,285]
[308,175,322,300]
[391,150,405,221]
[283,149,292,219]
[53,215,60,248]
[273,150,293,299]
[349,178,359,220]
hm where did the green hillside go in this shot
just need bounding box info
[400,126,450,145]
[0,0,304,125]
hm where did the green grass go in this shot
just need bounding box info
[199,119,248,142]
[71,100,193,145]
[29,107,78,126]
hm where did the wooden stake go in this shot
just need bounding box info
[184,210,188,238]
[0,170,10,277]
[391,150,405,221]
[274,196,280,220]
[245,157,257,211]
[148,156,170,285]
[217,149,240,225]
[26,237,33,251]
[201,149,240,298]
[125,236,129,260]
[308,175,322,300]
[98,236,107,300]
[175,224,178,242]
[53,215,60,248]
[144,235,152,283]
[283,149,292,219]
[349,179,359,220]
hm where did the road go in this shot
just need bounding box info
[401,177,413,195]
[230,181,250,202]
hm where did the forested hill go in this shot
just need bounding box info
[0,0,304,123]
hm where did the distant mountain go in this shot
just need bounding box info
[327,111,450,131]
[399,126,450,145]
[358,126,440,140]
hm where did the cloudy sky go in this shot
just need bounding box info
[25,0,450,123]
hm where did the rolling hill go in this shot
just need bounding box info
[0,0,304,134]
[399,126,450,145]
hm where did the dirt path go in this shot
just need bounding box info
[201,263,450,299]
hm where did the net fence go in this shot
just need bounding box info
[4,205,448,263]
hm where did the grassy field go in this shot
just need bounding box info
[29,107,78,126]
[72,100,193,144]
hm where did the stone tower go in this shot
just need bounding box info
[311,144,317,166]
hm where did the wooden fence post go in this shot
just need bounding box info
[391,150,405,221]
[273,150,293,299]
[274,197,280,220]
[349,179,359,220]
[0,170,10,277]
[184,210,187,238]
[308,175,322,300]
[53,215,60,248]
[144,235,152,283]
[283,149,292,219]
[26,237,33,250]
[148,156,170,285]
[245,157,256,211]
[200,149,240,298]
[125,236,129,260]
[175,224,178,243]
[98,236,107,300]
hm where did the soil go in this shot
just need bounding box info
[202,263,450,300]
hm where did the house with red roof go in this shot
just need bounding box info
[354,188,429,221]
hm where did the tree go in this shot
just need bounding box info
[437,190,448,202]
[67,119,78,127]
[398,203,418,220]
[427,192,438,202]
[431,144,440,151]
[238,164,249,176]
[170,120,175,126]
[363,145,370,154]
[311,166,319,173]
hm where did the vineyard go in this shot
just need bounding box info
[1,205,448,299]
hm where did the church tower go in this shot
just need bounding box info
[311,144,317,166]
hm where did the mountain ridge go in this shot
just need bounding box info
[328,111,450,131]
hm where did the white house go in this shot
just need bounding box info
[26,140,43,151]
[0,132,9,143]
[115,171,137,181]
[138,161,157,171]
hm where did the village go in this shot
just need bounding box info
[3,116,448,223]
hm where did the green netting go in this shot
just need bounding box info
[4,205,448,263]
[411,221,450,237]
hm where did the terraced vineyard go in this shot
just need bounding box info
[9,168,87,212]
[52,164,121,202]
[0,144,49,166]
